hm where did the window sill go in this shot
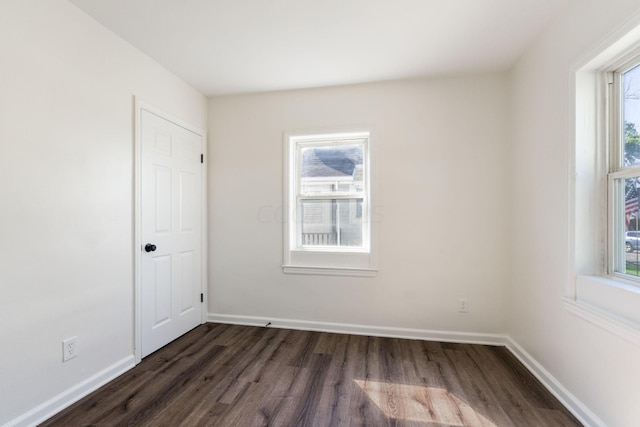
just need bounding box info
[282,265,378,277]
[564,298,640,347]
[566,275,640,347]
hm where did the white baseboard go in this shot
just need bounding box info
[207,312,507,345]
[504,337,605,427]
[4,355,135,427]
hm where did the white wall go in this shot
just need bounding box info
[0,1,206,425]
[509,0,640,426]
[208,76,509,335]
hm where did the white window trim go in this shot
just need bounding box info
[570,24,640,346]
[283,127,378,277]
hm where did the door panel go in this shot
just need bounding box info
[179,171,196,231]
[153,255,172,326]
[154,165,172,232]
[179,251,195,314]
[140,109,202,358]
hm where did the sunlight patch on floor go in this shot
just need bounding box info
[354,380,498,426]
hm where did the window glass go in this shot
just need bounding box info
[300,143,364,195]
[622,177,640,276]
[296,139,367,249]
[300,199,363,247]
[623,64,640,167]
[289,133,369,252]
[612,60,640,282]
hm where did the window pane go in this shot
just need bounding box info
[621,177,640,276]
[300,144,364,194]
[300,199,363,247]
[623,64,640,167]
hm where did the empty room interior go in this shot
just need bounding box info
[3,0,640,426]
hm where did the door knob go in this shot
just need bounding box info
[144,243,157,252]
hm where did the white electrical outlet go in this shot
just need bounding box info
[62,337,78,362]
[458,298,469,313]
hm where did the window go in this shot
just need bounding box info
[608,58,640,281]
[283,129,377,276]
[570,29,640,344]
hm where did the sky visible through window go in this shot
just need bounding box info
[624,64,640,138]
[623,64,640,168]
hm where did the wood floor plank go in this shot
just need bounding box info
[444,345,519,426]
[243,365,301,426]
[215,327,286,404]
[488,346,570,412]
[40,324,582,427]
[179,338,283,425]
[461,345,542,426]
[313,333,352,426]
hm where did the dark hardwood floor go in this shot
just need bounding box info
[40,323,581,426]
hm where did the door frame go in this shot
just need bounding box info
[133,97,208,364]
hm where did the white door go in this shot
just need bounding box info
[140,108,203,358]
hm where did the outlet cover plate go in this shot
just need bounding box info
[62,336,78,362]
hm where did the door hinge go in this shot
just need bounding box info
[201,154,204,163]
[200,293,204,303]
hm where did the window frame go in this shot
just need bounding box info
[283,128,377,276]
